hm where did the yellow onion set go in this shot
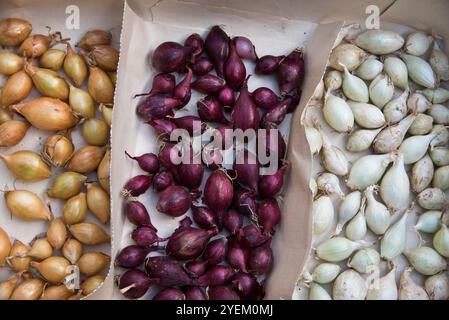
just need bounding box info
[0,18,115,300]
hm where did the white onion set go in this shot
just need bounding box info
[303,27,449,300]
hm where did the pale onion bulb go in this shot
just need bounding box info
[428,104,449,125]
[369,73,395,109]
[309,283,332,300]
[420,88,449,104]
[400,53,437,89]
[346,127,383,153]
[304,123,322,155]
[399,131,439,165]
[335,191,361,235]
[346,152,395,191]
[404,246,447,276]
[411,154,434,193]
[345,198,367,241]
[311,263,341,284]
[316,237,371,262]
[313,196,335,236]
[429,147,449,166]
[414,211,443,234]
[381,207,411,260]
[316,172,344,197]
[323,92,354,133]
[430,125,449,147]
[317,126,349,176]
[384,57,409,90]
[429,42,449,81]
[380,153,410,211]
[341,64,369,103]
[383,89,409,124]
[347,101,386,129]
[405,32,432,56]
[366,264,398,300]
[433,223,449,258]
[409,114,433,136]
[373,114,416,154]
[432,165,449,191]
[407,92,431,113]
[332,269,367,300]
[354,29,404,55]
[355,56,383,81]
[417,187,448,210]
[348,248,380,274]
[365,185,391,235]
[324,70,342,91]
[424,273,449,300]
[329,44,367,71]
[399,268,429,300]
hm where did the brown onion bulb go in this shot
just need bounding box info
[0,71,32,107]
[8,239,31,273]
[63,192,87,225]
[11,97,78,131]
[67,146,105,174]
[80,275,104,295]
[4,190,52,221]
[0,51,24,75]
[69,86,95,118]
[62,238,83,264]
[82,118,109,146]
[18,34,52,57]
[40,284,74,300]
[43,134,74,167]
[68,222,110,245]
[77,251,110,276]
[30,256,71,284]
[0,273,21,300]
[0,150,51,181]
[0,18,32,47]
[64,43,88,87]
[40,49,66,70]
[27,238,53,261]
[90,45,119,72]
[47,218,68,250]
[10,278,45,300]
[0,120,30,147]
[24,61,69,100]
[76,30,112,50]
[88,66,114,104]
[47,172,87,200]
[86,183,110,224]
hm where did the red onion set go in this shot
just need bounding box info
[117,25,305,300]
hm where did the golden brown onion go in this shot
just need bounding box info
[62,238,83,264]
[0,71,32,107]
[90,45,119,72]
[88,66,114,104]
[10,278,45,300]
[24,61,69,100]
[97,147,110,194]
[43,134,74,167]
[0,227,11,267]
[76,30,112,50]
[8,239,31,273]
[0,18,32,47]
[47,218,68,250]
[27,238,53,261]
[64,43,88,87]
[40,284,74,300]
[69,86,95,118]
[86,183,110,224]
[68,222,110,245]
[77,251,110,276]
[63,192,87,225]
[4,189,52,221]
[40,49,66,70]
[0,273,21,300]
[67,145,104,174]
[82,118,109,146]
[0,120,30,147]
[18,34,52,57]
[12,97,78,131]
[80,275,104,295]
[0,51,24,75]
[47,171,87,200]
[30,256,71,284]
[0,150,51,181]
